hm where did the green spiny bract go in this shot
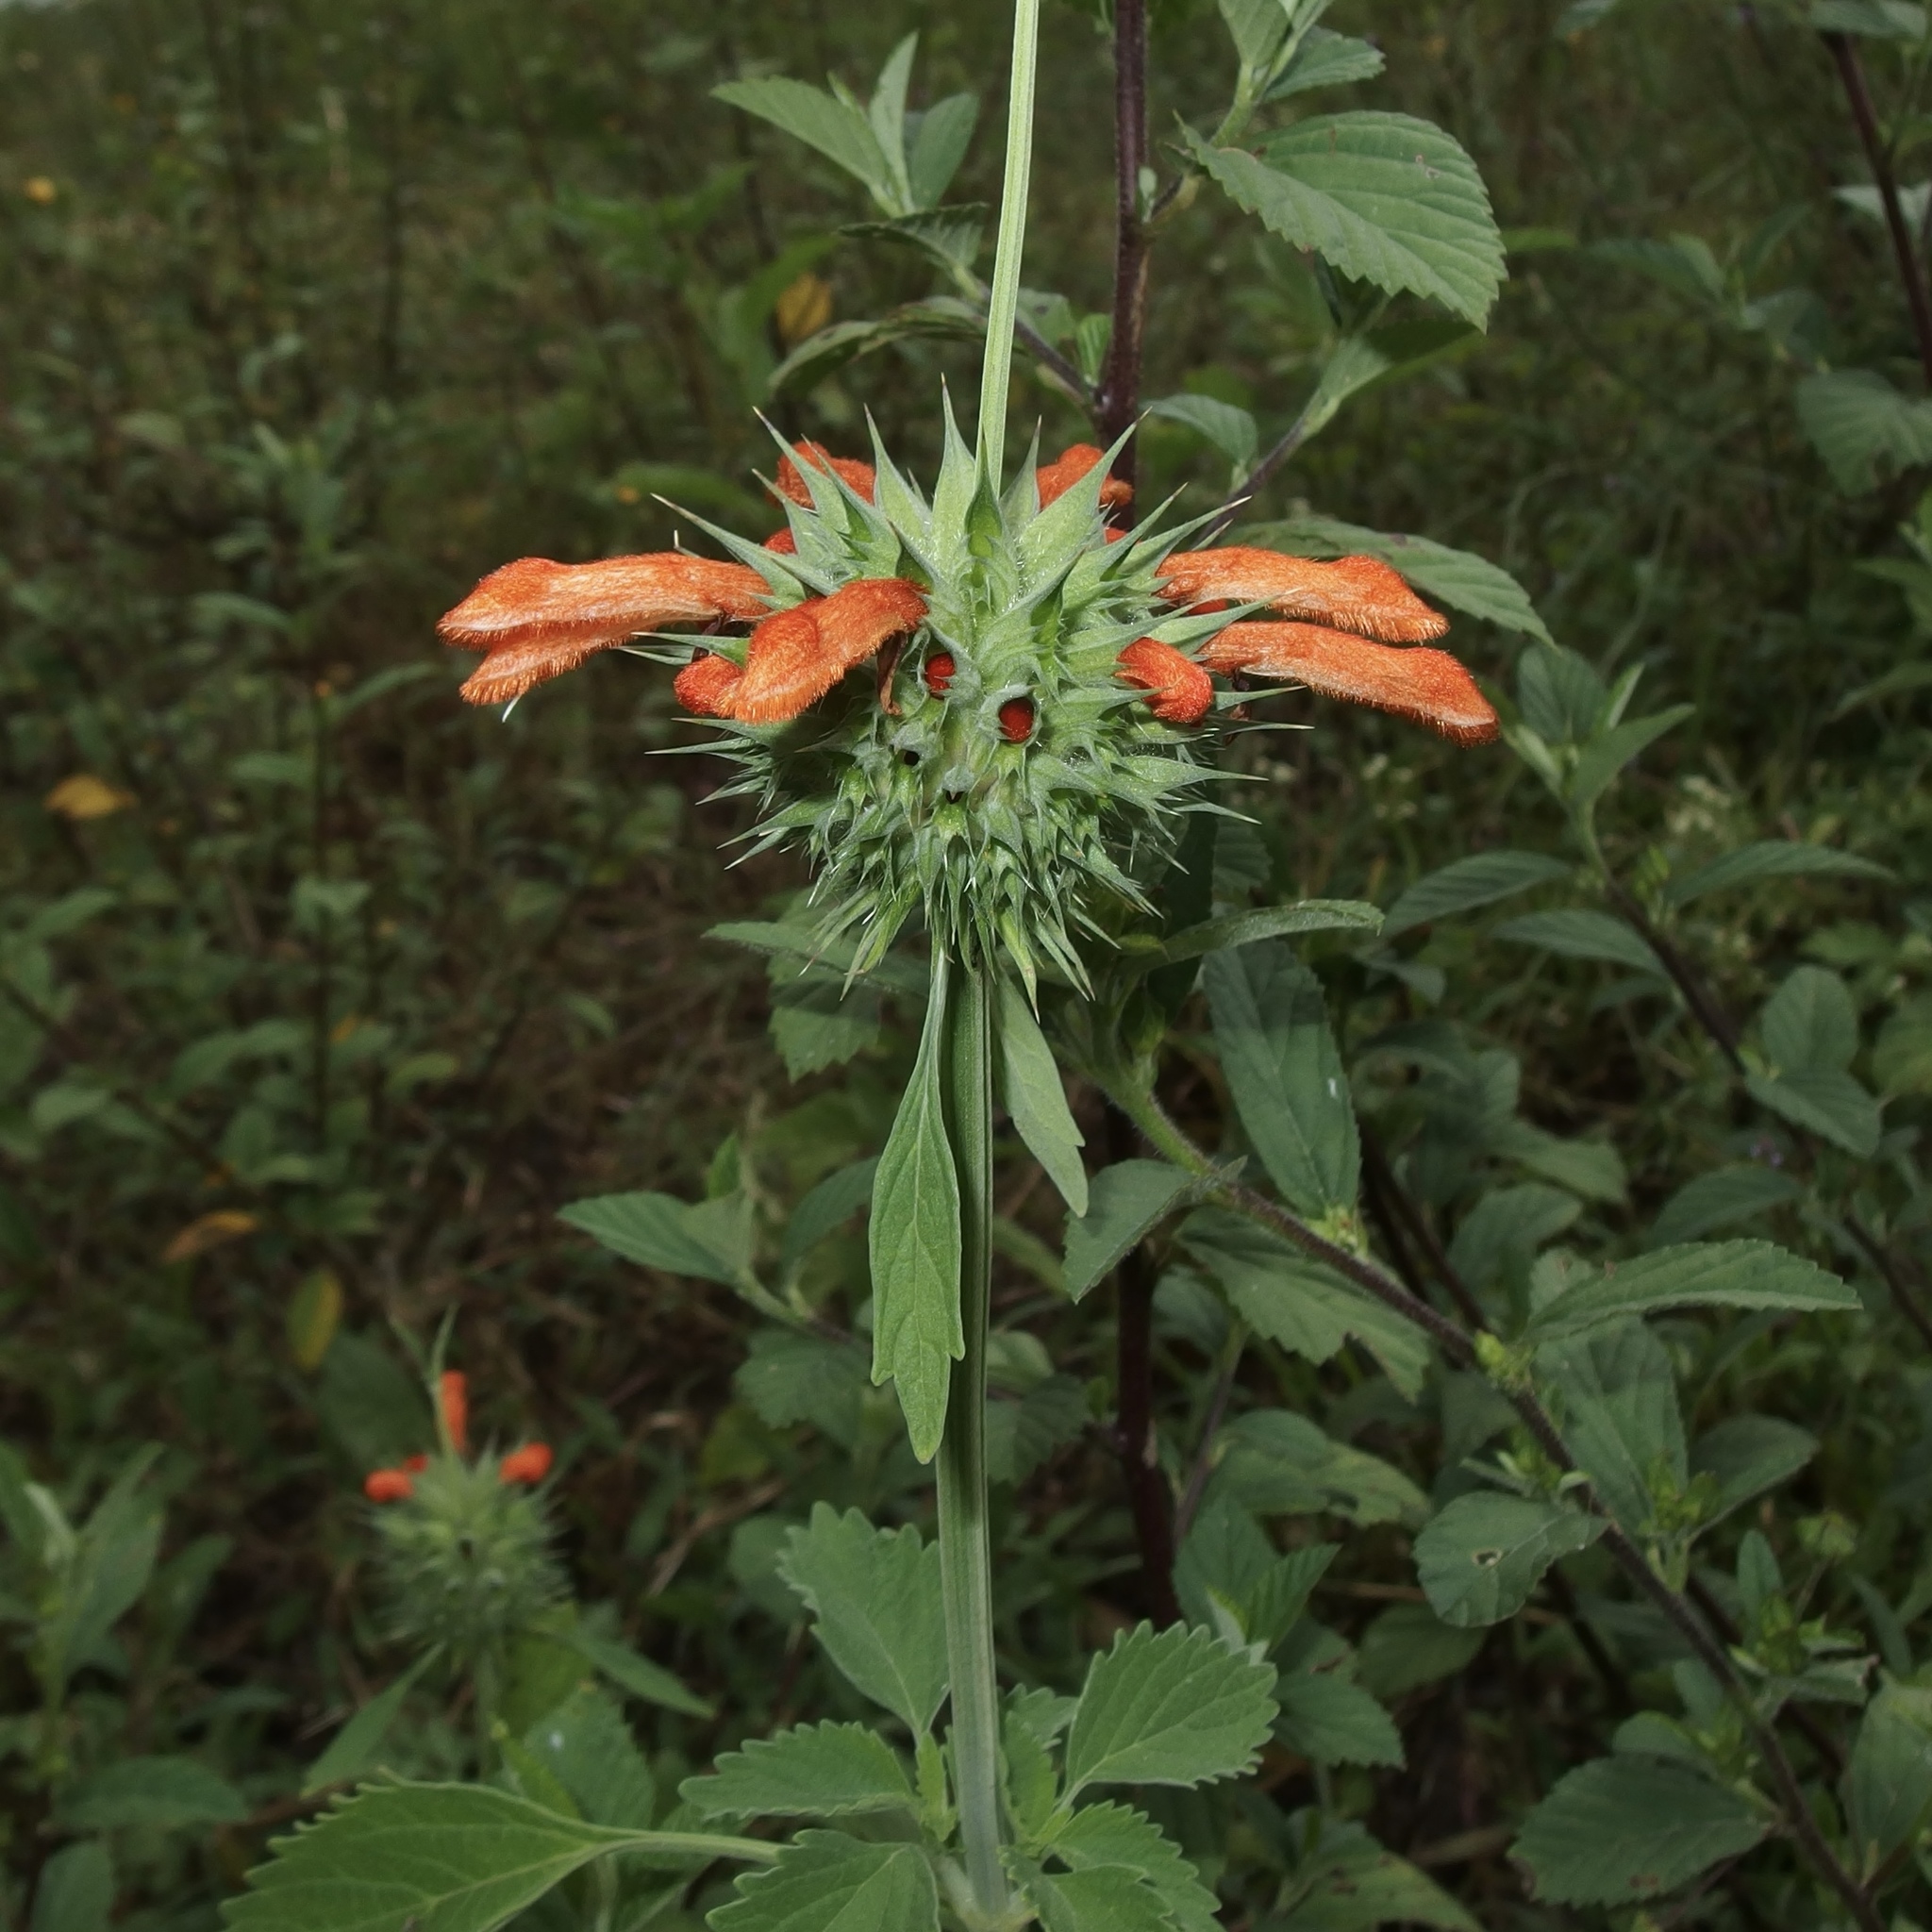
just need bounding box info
[688,404,1227,991]
[371,1455,564,1666]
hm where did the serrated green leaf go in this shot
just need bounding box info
[1018,1862,1172,1932]
[1213,1410,1429,1526]
[1524,1240,1857,1341]
[1690,1415,1818,1522]
[1273,1817,1480,1930]
[1188,113,1505,326]
[712,79,893,203]
[558,1192,743,1289]
[868,958,961,1462]
[1150,899,1382,969]
[1746,1069,1883,1158]
[682,1722,913,1822]
[1537,1321,1684,1532]
[1064,1623,1278,1797]
[560,1627,713,1720]
[59,1756,247,1830]
[1042,1803,1222,1932]
[1354,1603,1485,1700]
[1180,1210,1429,1396]
[1265,26,1387,100]
[222,1784,769,1932]
[1248,515,1553,643]
[1145,393,1258,475]
[998,978,1086,1216]
[1489,1119,1625,1203]
[1494,909,1664,977]
[776,1506,947,1735]
[843,207,985,275]
[1449,1184,1582,1292]
[1665,841,1892,906]
[1797,369,1932,493]
[1414,1492,1605,1627]
[1377,851,1571,942]
[521,1686,656,1831]
[1846,1682,1932,1878]
[906,94,978,208]
[780,1159,879,1277]
[736,1330,870,1444]
[1204,943,1357,1219]
[711,1830,938,1932]
[1062,1160,1193,1302]
[1513,1757,1767,1905]
[1760,965,1859,1074]
[1648,1164,1801,1248]
[1274,1672,1404,1768]
[1176,1494,1338,1649]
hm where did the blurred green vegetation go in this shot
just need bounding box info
[2,0,1929,1924]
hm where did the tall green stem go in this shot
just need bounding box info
[937,961,1007,1916]
[976,0,1041,487]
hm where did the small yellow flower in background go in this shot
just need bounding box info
[286,1268,343,1370]
[162,1209,259,1263]
[44,774,133,820]
[330,1013,365,1043]
[24,175,57,205]
[774,271,833,348]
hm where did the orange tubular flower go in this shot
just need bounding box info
[439,1371,469,1455]
[499,1442,554,1485]
[674,651,744,718]
[727,578,928,725]
[1115,638,1214,726]
[1158,547,1449,643]
[441,553,772,706]
[1035,443,1132,511]
[1201,623,1499,746]
[774,442,877,507]
[364,1467,414,1504]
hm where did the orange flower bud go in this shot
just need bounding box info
[1036,444,1133,511]
[439,1370,468,1454]
[674,651,744,717]
[924,651,957,695]
[998,697,1036,743]
[727,579,927,724]
[499,1442,554,1485]
[774,442,877,508]
[1201,623,1498,745]
[1116,638,1213,725]
[364,1467,414,1503]
[1158,548,1448,643]
[441,554,772,706]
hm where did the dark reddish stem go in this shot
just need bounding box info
[1824,31,1932,388]
[1096,0,1149,502]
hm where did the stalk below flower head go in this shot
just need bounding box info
[440,429,1497,984]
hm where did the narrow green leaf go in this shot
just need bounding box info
[997,979,1086,1216]
[1495,909,1664,977]
[682,1722,914,1822]
[1187,113,1506,326]
[58,1757,247,1831]
[1378,852,1570,942]
[780,1158,879,1276]
[1151,898,1382,969]
[560,1627,713,1720]
[711,1830,939,1932]
[1666,841,1892,907]
[222,1784,772,1932]
[1062,1161,1192,1302]
[1414,1492,1605,1626]
[1690,1415,1818,1522]
[1648,1165,1800,1248]
[1265,27,1387,100]
[906,94,979,208]
[558,1192,742,1289]
[776,1505,947,1736]
[1568,706,1694,810]
[1211,1411,1428,1527]
[1248,515,1553,643]
[1145,393,1258,475]
[712,79,893,201]
[868,956,961,1462]
[1513,1757,1767,1906]
[1063,1623,1277,1798]
[304,1653,437,1792]
[1525,1240,1858,1341]
[1204,943,1357,1218]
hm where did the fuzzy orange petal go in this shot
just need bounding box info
[674,651,744,718]
[439,1371,469,1454]
[499,1441,554,1485]
[726,579,926,724]
[774,442,877,508]
[1159,547,1448,643]
[364,1468,413,1503]
[1116,637,1213,725]
[763,528,797,554]
[1035,443,1133,510]
[1202,622,1498,745]
[442,554,772,705]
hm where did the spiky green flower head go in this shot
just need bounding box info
[695,408,1230,991]
[370,1453,564,1667]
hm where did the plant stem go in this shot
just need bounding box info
[976,0,1041,486]
[1096,0,1149,499]
[1823,30,1932,389]
[937,962,1008,1917]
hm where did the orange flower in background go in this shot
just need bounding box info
[499,1442,554,1484]
[439,1371,469,1454]
[364,1468,414,1503]
[1034,442,1132,512]
[774,441,877,507]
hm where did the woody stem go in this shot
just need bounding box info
[936,961,1008,1915]
[976,0,1041,485]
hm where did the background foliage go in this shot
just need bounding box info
[3,0,1930,1926]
